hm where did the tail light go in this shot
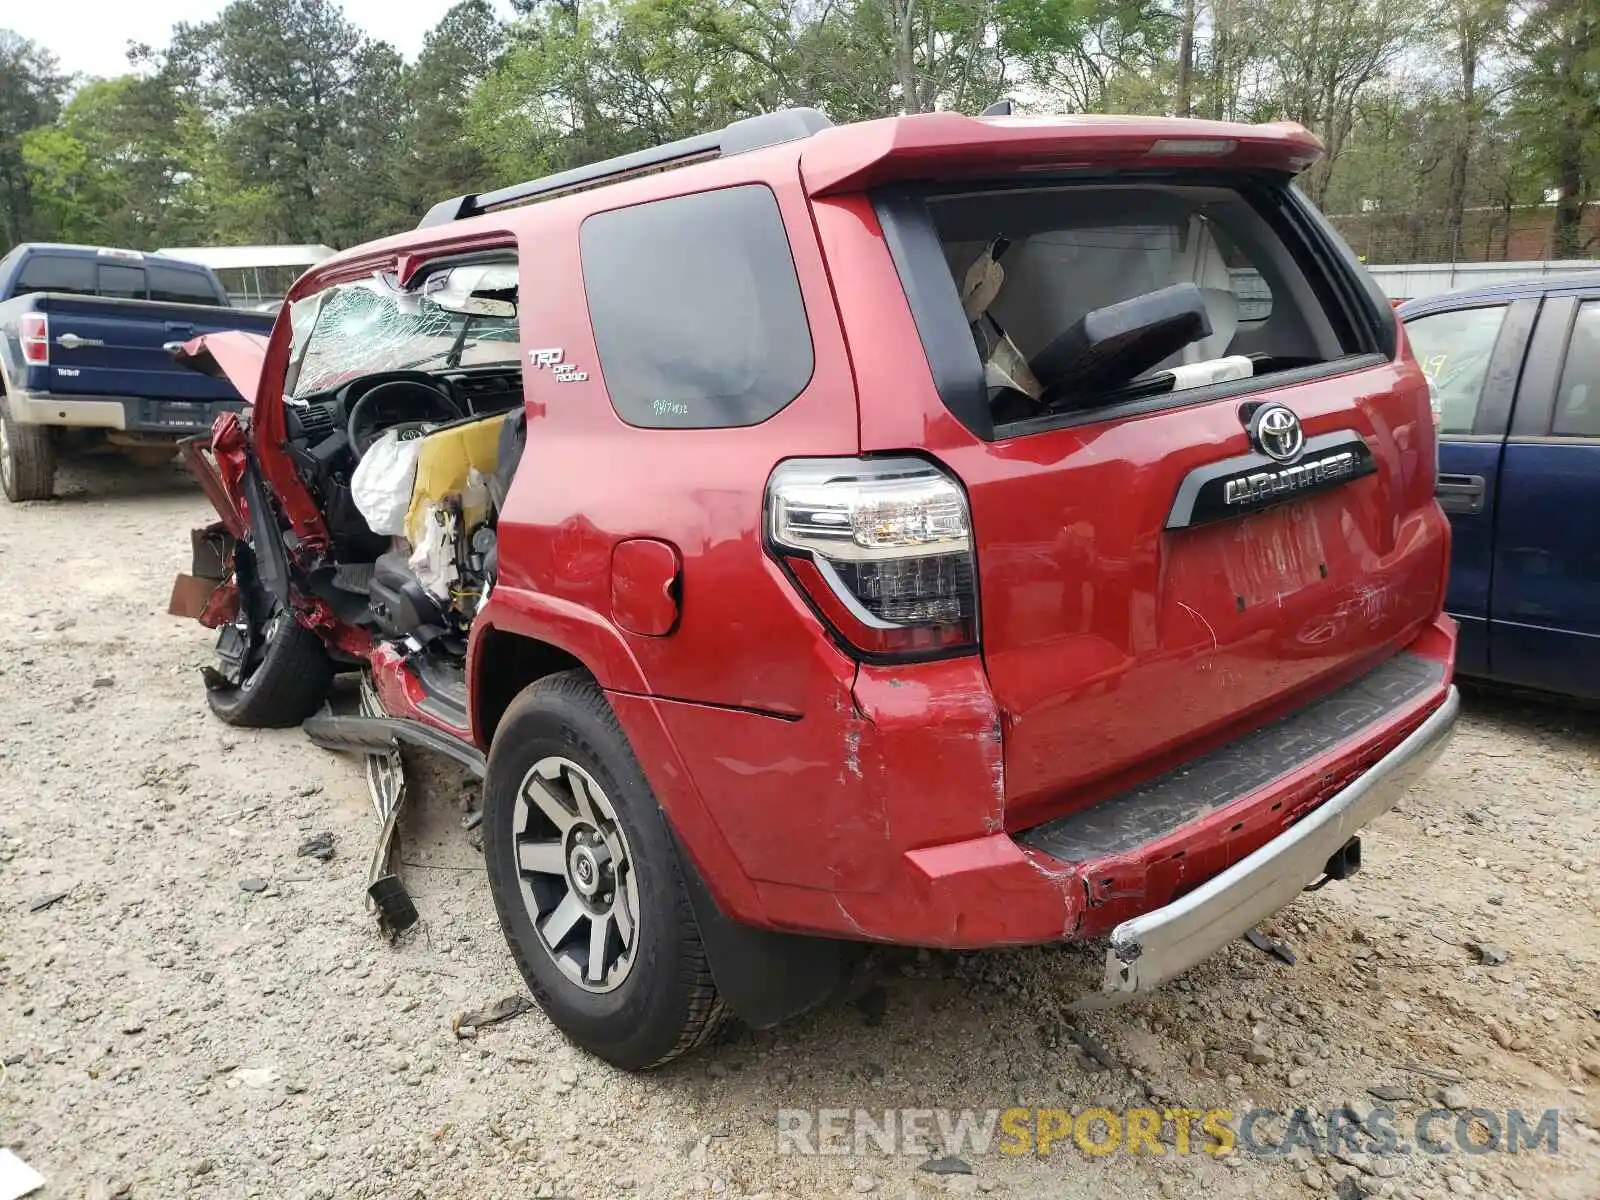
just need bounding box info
[766,457,978,660]
[20,314,48,366]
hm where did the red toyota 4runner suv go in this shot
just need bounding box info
[170,108,1459,1069]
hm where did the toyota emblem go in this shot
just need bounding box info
[1250,404,1305,463]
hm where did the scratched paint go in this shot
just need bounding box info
[1220,501,1328,610]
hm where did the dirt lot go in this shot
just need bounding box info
[2,458,1598,1200]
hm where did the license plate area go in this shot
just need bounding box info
[146,400,214,430]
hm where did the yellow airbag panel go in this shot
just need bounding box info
[405,414,508,544]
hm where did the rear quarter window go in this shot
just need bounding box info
[579,185,814,429]
[1553,300,1600,438]
[1402,305,1508,435]
[13,255,96,296]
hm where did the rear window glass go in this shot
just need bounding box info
[14,255,95,296]
[580,185,814,429]
[97,264,147,300]
[150,265,222,306]
[888,182,1360,433]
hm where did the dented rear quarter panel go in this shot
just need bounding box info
[647,655,1005,897]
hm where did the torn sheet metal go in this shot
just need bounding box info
[360,677,418,937]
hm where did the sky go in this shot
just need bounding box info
[6,0,515,80]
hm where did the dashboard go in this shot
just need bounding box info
[285,367,524,447]
[283,367,524,557]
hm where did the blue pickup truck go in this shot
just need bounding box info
[1400,274,1600,700]
[0,244,277,501]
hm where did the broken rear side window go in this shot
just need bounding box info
[877,180,1374,435]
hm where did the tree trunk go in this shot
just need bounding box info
[893,0,919,114]
[1445,17,1477,263]
[1545,0,1596,259]
[1552,126,1584,258]
[1208,0,1229,120]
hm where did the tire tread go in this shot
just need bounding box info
[491,670,726,1068]
[0,398,57,502]
[207,613,334,728]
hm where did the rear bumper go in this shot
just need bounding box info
[5,388,243,435]
[1089,684,1458,1003]
[636,618,1459,974]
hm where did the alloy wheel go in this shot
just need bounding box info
[513,755,641,993]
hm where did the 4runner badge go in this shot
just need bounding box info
[1164,429,1378,529]
[529,347,588,383]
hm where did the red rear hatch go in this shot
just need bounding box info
[805,114,1447,828]
[945,366,1443,826]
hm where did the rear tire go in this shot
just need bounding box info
[483,670,726,1070]
[0,396,57,502]
[206,602,335,729]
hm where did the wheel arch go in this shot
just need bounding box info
[469,623,589,747]
[468,584,658,747]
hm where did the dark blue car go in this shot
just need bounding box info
[1400,274,1600,700]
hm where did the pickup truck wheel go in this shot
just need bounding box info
[0,397,57,502]
[206,602,335,728]
[483,671,726,1070]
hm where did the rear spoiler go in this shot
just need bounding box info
[799,113,1325,196]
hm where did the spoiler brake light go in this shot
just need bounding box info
[1147,138,1237,156]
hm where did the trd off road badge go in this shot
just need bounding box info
[529,347,588,383]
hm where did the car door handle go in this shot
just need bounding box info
[54,332,104,349]
[164,321,196,333]
[1436,473,1486,515]
[163,341,189,353]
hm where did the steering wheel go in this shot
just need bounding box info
[346,379,464,458]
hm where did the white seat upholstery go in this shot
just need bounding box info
[1189,286,1240,362]
[1176,216,1241,364]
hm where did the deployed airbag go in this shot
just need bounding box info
[350,429,424,536]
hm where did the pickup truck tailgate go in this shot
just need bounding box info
[23,293,276,405]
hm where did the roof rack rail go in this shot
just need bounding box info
[417,107,835,229]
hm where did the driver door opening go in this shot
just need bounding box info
[283,255,526,705]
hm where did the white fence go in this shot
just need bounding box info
[1366,260,1600,301]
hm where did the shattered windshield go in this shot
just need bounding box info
[288,263,520,399]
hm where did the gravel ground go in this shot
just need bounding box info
[2,456,1598,1200]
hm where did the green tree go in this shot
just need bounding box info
[1511,0,1600,256]
[163,0,404,244]
[19,74,214,248]
[0,31,68,252]
[1437,0,1511,259]
[1245,0,1420,202]
[406,0,508,204]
